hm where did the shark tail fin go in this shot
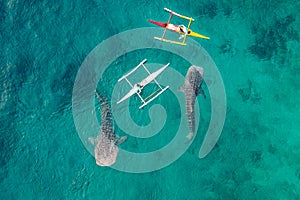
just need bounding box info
[115,135,127,145]
[178,82,186,92]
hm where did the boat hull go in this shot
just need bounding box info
[149,20,210,40]
[148,20,167,28]
[188,31,210,40]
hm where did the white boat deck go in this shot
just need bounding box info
[117,59,170,108]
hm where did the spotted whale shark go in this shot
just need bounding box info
[89,92,127,166]
[179,65,206,140]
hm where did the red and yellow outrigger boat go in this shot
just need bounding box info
[148,8,210,46]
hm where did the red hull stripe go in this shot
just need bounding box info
[148,20,167,28]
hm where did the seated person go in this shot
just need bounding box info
[134,83,143,94]
[178,25,188,39]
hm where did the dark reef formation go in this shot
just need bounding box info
[238,80,262,104]
[197,1,218,19]
[249,15,299,60]
[219,40,236,56]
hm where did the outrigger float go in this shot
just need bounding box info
[117,59,169,109]
[148,8,210,46]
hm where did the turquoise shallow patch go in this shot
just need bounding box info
[0,0,300,199]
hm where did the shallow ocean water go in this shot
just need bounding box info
[1,0,300,199]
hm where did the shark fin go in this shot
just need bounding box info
[88,137,96,145]
[186,132,194,140]
[115,136,127,145]
[196,87,206,99]
[178,82,187,92]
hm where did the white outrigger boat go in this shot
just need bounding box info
[117,59,169,109]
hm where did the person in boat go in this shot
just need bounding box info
[165,23,188,39]
[134,83,143,94]
[178,25,188,39]
[166,23,178,32]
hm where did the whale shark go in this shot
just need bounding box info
[179,65,206,140]
[89,92,127,166]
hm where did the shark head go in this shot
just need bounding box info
[179,65,205,96]
[93,133,119,167]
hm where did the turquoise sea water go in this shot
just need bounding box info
[1,0,300,199]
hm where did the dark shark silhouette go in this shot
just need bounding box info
[179,65,206,140]
[89,92,127,166]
